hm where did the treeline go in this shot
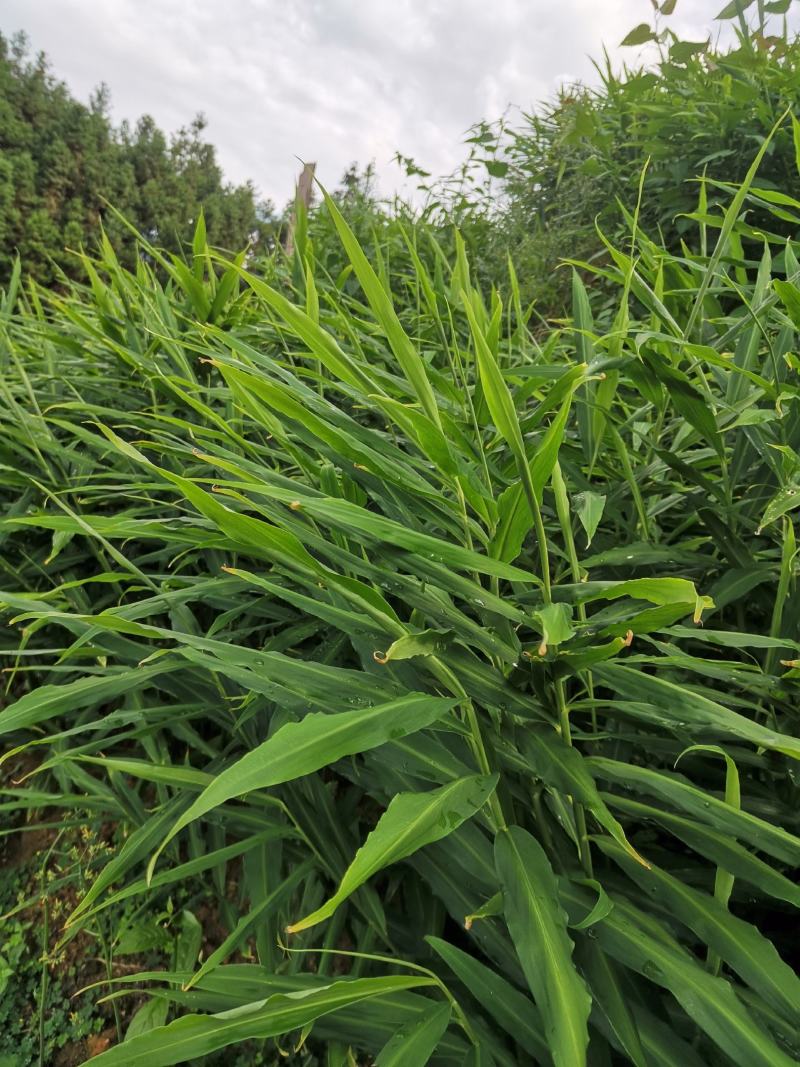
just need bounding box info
[4,6,800,307]
[0,31,274,286]
[333,4,800,310]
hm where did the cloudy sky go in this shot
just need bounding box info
[4,1,792,208]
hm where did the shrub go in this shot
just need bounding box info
[424,4,800,308]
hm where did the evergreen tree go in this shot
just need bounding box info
[0,31,274,285]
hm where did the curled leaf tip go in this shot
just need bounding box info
[624,629,634,647]
[289,500,302,510]
[537,640,547,657]
[373,650,388,664]
[464,916,473,930]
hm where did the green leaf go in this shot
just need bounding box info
[288,775,498,933]
[669,39,709,63]
[495,826,591,1067]
[125,998,169,1041]
[524,728,648,867]
[715,0,755,16]
[640,349,723,457]
[532,602,574,654]
[89,977,436,1066]
[620,23,655,45]
[603,793,800,908]
[758,483,800,532]
[174,910,203,973]
[375,1002,451,1066]
[574,491,606,547]
[684,107,788,339]
[584,576,712,622]
[590,759,800,864]
[483,159,509,178]
[774,279,800,329]
[184,860,313,990]
[321,188,441,426]
[578,943,648,1067]
[374,629,453,664]
[599,838,800,1025]
[461,293,525,467]
[0,663,177,737]
[560,884,795,1067]
[231,267,376,394]
[152,694,456,872]
[594,664,800,759]
[426,936,550,1062]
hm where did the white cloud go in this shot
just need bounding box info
[4,0,797,208]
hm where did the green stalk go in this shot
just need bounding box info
[550,463,593,874]
[551,461,596,732]
[519,462,552,605]
[764,517,796,682]
[555,677,593,877]
[429,656,507,832]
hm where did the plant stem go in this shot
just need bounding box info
[520,469,552,604]
[555,677,593,876]
[428,656,507,831]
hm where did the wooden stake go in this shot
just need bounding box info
[284,161,316,257]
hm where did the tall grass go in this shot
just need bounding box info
[1,138,800,1065]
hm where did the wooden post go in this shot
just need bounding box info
[284,161,316,257]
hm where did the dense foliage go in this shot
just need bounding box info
[396,2,800,308]
[3,4,800,1066]
[3,106,800,1064]
[0,31,274,287]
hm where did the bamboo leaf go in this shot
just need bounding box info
[88,977,436,1066]
[524,728,648,867]
[495,826,591,1067]
[152,694,456,873]
[288,775,498,933]
[374,1001,452,1066]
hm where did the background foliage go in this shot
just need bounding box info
[0,31,275,288]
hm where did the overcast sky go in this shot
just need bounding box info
[4,1,795,208]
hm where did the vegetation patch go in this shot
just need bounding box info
[2,4,800,1065]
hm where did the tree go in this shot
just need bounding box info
[0,31,275,286]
